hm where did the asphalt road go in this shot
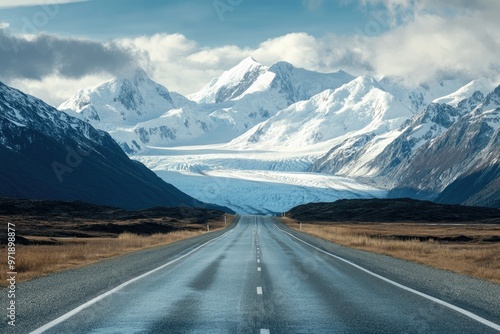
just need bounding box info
[11,216,500,333]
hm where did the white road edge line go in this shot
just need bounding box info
[275,224,500,332]
[30,227,237,334]
[257,287,263,295]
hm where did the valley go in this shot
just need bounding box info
[55,57,500,211]
[1,2,500,333]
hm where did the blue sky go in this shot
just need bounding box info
[0,0,499,106]
[0,0,378,46]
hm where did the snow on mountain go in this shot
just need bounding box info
[60,59,355,152]
[311,78,495,180]
[189,57,354,105]
[132,107,216,147]
[351,101,467,178]
[1,82,101,149]
[59,68,182,129]
[59,67,215,153]
[433,79,496,107]
[229,75,413,150]
[435,102,500,207]
[388,85,500,205]
[378,77,468,113]
[188,57,267,104]
[190,57,355,134]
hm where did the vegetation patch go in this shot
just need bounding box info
[283,218,500,285]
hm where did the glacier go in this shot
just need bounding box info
[133,144,386,214]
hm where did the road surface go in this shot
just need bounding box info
[20,216,500,333]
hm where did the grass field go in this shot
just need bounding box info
[0,218,231,285]
[282,218,500,285]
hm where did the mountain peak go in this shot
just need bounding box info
[59,65,175,129]
[241,56,259,64]
[114,66,151,82]
[269,61,294,73]
[188,57,266,103]
[344,75,382,93]
[433,78,496,107]
[482,84,500,110]
[231,56,264,73]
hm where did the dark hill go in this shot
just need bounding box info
[287,198,500,223]
[0,197,228,242]
[0,81,230,212]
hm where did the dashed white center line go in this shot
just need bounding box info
[257,267,261,271]
[257,287,263,295]
[257,259,260,263]
[260,329,270,334]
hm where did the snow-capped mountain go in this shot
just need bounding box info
[132,107,216,148]
[229,75,413,150]
[0,81,227,211]
[345,99,471,178]
[388,85,500,206]
[190,57,355,133]
[433,79,495,107]
[189,57,354,105]
[308,81,500,207]
[59,67,191,128]
[311,80,494,177]
[59,67,215,152]
[60,58,355,151]
[188,57,267,104]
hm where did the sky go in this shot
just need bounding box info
[0,0,499,106]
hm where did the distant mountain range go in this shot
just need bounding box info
[0,81,229,211]
[59,57,355,152]
[2,57,499,209]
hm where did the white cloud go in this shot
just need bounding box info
[0,22,10,29]
[4,0,499,105]
[8,74,110,107]
[353,0,500,86]
[115,32,371,98]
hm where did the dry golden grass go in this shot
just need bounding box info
[0,218,232,285]
[282,218,500,285]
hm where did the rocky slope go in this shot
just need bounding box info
[0,81,229,211]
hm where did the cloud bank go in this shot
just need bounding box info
[0,29,139,80]
[1,0,499,105]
